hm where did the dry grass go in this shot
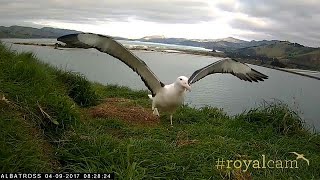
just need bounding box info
[175,131,199,147]
[88,98,160,126]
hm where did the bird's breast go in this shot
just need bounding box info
[153,87,185,112]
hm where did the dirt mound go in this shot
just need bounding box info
[88,98,160,126]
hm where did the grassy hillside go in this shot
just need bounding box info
[230,41,320,70]
[252,41,314,58]
[291,49,320,70]
[0,42,319,179]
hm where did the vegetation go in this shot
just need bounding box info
[0,42,320,179]
[227,41,320,71]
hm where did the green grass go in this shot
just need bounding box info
[0,101,54,172]
[56,70,98,107]
[0,42,320,179]
[0,44,99,136]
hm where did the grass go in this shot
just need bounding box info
[0,101,54,172]
[1,42,320,179]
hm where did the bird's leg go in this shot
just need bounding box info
[152,106,155,114]
[170,114,173,127]
[155,108,160,116]
[152,107,160,116]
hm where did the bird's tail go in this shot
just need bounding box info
[148,94,153,100]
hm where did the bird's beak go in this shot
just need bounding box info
[184,84,191,92]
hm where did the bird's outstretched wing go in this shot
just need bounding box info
[188,58,268,84]
[58,33,164,96]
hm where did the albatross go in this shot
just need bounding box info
[58,33,268,126]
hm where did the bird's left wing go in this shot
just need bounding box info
[57,33,164,96]
[188,58,268,84]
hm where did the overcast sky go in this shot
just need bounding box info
[1,0,320,47]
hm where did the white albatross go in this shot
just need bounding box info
[57,33,268,126]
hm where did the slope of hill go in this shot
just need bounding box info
[0,25,81,38]
[291,49,320,70]
[209,37,246,43]
[238,41,314,58]
[227,41,320,70]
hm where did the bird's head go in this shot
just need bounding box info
[175,76,191,91]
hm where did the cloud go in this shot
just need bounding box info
[0,0,214,24]
[226,0,320,46]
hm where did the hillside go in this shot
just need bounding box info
[227,41,320,70]
[0,25,81,38]
[1,42,320,179]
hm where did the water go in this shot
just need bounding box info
[118,40,212,51]
[2,39,320,132]
[2,38,211,51]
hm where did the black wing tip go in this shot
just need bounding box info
[236,69,268,83]
[220,59,269,83]
[250,68,268,82]
[57,33,114,43]
[97,33,113,39]
[249,75,268,83]
[230,58,239,62]
[57,33,92,48]
[57,33,79,42]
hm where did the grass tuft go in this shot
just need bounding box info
[55,70,98,107]
[236,101,305,135]
[170,105,228,125]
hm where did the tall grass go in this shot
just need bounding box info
[0,43,97,136]
[55,71,98,107]
[0,101,54,172]
[236,101,305,135]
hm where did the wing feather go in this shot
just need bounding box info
[188,58,268,84]
[58,33,164,96]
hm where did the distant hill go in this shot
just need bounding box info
[142,35,166,40]
[136,36,279,51]
[0,25,81,38]
[190,37,247,43]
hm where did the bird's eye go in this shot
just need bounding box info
[179,78,182,81]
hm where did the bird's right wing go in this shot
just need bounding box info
[58,33,164,96]
[188,58,268,84]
